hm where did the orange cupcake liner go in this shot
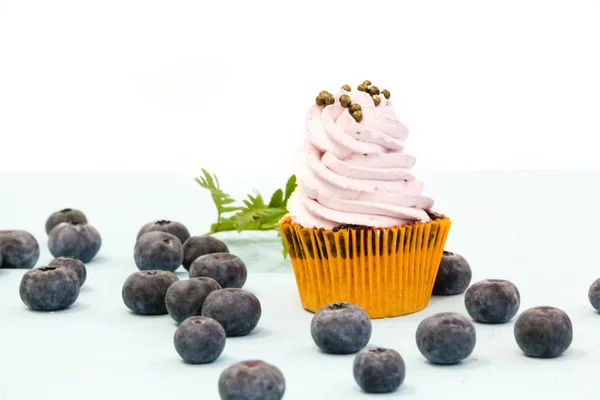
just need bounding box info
[279,215,451,319]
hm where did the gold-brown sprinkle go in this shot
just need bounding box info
[368,86,380,96]
[341,84,351,91]
[339,94,352,108]
[357,84,367,92]
[323,95,335,106]
[372,95,381,106]
[316,91,334,107]
[349,103,361,113]
[381,89,390,99]
[362,80,372,86]
[352,110,363,122]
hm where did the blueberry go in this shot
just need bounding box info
[49,257,87,287]
[588,278,600,311]
[122,270,179,315]
[415,312,476,364]
[166,277,222,324]
[310,302,372,355]
[218,360,285,400]
[432,251,472,295]
[202,288,261,337]
[134,231,183,272]
[464,279,520,324]
[48,222,101,263]
[45,208,88,234]
[174,316,226,364]
[189,253,247,289]
[137,220,190,245]
[182,236,229,271]
[0,230,40,269]
[353,347,406,394]
[19,266,80,311]
[193,276,222,291]
[514,306,573,358]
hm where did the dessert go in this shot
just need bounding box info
[280,80,451,318]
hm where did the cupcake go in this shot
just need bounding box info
[279,81,451,319]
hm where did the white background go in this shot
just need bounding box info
[1,0,599,175]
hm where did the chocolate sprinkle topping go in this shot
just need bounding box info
[331,212,443,232]
[332,224,370,232]
[426,210,443,220]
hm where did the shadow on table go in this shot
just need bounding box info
[423,355,492,370]
[23,301,91,314]
[178,352,237,367]
[352,383,417,396]
[216,234,293,273]
[226,326,273,341]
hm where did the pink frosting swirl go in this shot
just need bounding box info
[287,88,434,230]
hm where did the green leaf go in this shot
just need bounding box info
[210,216,237,233]
[197,169,297,258]
[268,189,284,208]
[194,169,241,215]
[276,227,289,259]
[282,241,289,258]
[235,206,287,232]
[239,191,265,212]
[259,207,287,223]
[284,175,297,203]
[235,209,261,232]
[259,222,280,230]
[250,191,265,208]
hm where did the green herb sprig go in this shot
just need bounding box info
[195,169,297,258]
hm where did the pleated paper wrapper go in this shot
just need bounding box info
[279,215,451,319]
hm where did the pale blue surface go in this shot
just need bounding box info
[0,171,599,399]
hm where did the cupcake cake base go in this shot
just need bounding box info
[280,214,451,319]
